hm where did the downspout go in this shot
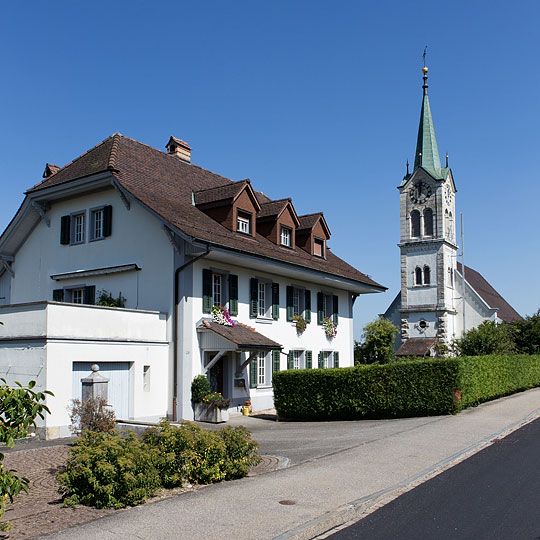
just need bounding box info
[172,244,210,421]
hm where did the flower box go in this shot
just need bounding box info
[193,403,229,423]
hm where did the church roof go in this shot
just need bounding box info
[456,263,522,322]
[395,337,438,357]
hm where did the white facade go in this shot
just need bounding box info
[0,142,383,437]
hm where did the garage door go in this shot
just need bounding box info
[72,362,132,419]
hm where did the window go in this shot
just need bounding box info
[424,208,433,236]
[411,210,420,238]
[258,352,266,385]
[280,226,292,247]
[92,209,104,240]
[314,238,325,257]
[250,350,279,388]
[54,285,96,305]
[143,365,151,392]
[202,269,238,314]
[423,266,431,285]
[237,211,251,234]
[251,278,279,320]
[287,286,311,323]
[319,351,332,368]
[72,212,85,244]
[415,267,423,286]
[317,292,337,325]
[71,288,84,304]
[213,274,222,306]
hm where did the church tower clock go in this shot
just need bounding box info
[396,64,458,350]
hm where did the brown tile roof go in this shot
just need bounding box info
[194,179,250,206]
[167,136,190,149]
[257,198,290,219]
[198,320,282,349]
[457,263,521,322]
[297,212,331,237]
[42,163,60,178]
[395,337,438,356]
[28,134,384,290]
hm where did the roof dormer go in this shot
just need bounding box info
[193,179,261,237]
[42,163,61,178]
[296,213,331,258]
[256,198,300,248]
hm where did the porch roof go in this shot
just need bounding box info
[197,320,282,351]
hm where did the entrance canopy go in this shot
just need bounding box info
[197,319,283,377]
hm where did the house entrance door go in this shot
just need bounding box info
[209,354,228,397]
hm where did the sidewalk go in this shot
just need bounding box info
[26,388,540,539]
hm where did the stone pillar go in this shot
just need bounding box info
[81,364,109,403]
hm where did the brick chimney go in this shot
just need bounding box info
[166,136,191,163]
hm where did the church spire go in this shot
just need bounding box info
[413,62,443,179]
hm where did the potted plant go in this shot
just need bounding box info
[322,317,337,339]
[293,314,307,334]
[211,305,235,326]
[191,376,231,423]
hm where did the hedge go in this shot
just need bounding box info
[272,354,540,420]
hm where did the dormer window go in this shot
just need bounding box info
[237,211,251,235]
[280,226,292,247]
[314,238,325,258]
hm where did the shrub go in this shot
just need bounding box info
[97,290,126,308]
[69,398,116,435]
[355,317,398,364]
[191,375,211,403]
[453,320,515,356]
[273,360,460,420]
[513,310,540,355]
[219,426,262,479]
[57,431,161,508]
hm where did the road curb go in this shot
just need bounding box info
[274,406,540,540]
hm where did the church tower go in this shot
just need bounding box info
[396,64,458,349]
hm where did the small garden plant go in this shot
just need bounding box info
[69,397,116,435]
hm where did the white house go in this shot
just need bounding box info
[0,134,385,438]
[384,66,520,356]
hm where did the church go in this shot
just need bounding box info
[384,64,521,357]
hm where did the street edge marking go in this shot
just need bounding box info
[273,407,540,540]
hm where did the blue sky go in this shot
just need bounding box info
[1,1,539,338]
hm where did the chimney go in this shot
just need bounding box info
[43,163,60,178]
[166,136,191,163]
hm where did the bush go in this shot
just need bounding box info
[97,290,126,308]
[273,354,540,420]
[191,375,211,403]
[355,317,398,364]
[453,320,515,356]
[143,421,261,487]
[513,310,540,355]
[57,431,161,509]
[273,361,460,420]
[69,398,116,434]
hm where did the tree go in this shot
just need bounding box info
[355,317,398,364]
[0,379,52,530]
[512,310,540,355]
[452,320,515,356]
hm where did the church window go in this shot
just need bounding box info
[411,210,421,238]
[423,208,433,236]
[415,267,423,286]
[448,267,454,287]
[424,266,431,285]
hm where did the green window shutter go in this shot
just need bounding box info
[229,274,238,316]
[306,350,312,369]
[287,351,294,370]
[103,205,113,237]
[250,278,259,318]
[202,269,212,313]
[333,351,339,368]
[333,295,339,325]
[317,292,324,325]
[53,289,64,302]
[272,283,280,320]
[83,286,96,305]
[304,290,311,323]
[286,286,294,322]
[60,215,70,245]
[272,350,281,373]
[318,352,324,369]
[250,358,258,388]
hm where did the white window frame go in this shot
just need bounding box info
[293,287,305,317]
[71,211,86,245]
[322,292,333,319]
[293,350,303,370]
[212,273,223,307]
[321,350,332,369]
[280,226,292,247]
[90,206,105,242]
[255,351,272,387]
[70,288,84,304]
[256,279,273,320]
[236,211,251,235]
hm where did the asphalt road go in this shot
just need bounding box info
[329,415,540,540]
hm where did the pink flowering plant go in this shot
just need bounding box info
[323,317,337,339]
[211,305,235,327]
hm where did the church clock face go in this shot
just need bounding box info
[409,181,432,204]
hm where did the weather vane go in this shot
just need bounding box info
[422,46,427,68]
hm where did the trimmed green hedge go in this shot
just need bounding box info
[272,354,540,420]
